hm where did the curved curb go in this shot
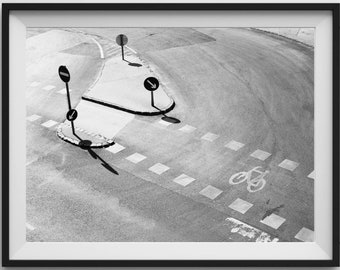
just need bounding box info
[56,124,115,149]
[82,95,176,116]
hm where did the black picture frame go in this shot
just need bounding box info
[2,3,339,267]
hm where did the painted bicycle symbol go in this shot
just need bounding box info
[229,166,270,193]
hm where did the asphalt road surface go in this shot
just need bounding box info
[26,27,314,242]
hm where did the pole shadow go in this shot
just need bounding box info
[123,59,142,67]
[152,103,181,124]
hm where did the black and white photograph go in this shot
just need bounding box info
[25,26,315,243]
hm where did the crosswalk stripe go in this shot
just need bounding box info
[41,120,58,128]
[260,213,286,229]
[278,159,299,171]
[26,114,41,122]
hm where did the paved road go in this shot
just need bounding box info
[26,27,314,242]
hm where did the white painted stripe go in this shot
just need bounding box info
[30,81,40,87]
[178,124,196,133]
[173,174,196,187]
[201,132,219,142]
[41,120,58,128]
[57,88,72,95]
[149,163,169,175]
[42,85,56,91]
[295,227,314,242]
[307,170,315,179]
[260,213,286,229]
[225,140,245,151]
[278,159,299,171]
[26,114,41,122]
[91,37,104,59]
[125,153,146,164]
[228,198,253,214]
[158,119,172,126]
[226,217,279,242]
[199,185,223,200]
[126,45,137,54]
[26,223,35,231]
[250,149,271,161]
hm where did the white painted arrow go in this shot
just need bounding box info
[147,80,157,89]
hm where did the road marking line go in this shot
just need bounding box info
[178,124,196,133]
[199,185,223,200]
[26,223,35,231]
[225,140,245,151]
[57,88,72,95]
[307,170,315,179]
[91,37,104,59]
[29,81,40,87]
[158,119,172,126]
[294,227,314,242]
[278,159,299,171]
[173,174,196,187]
[41,120,58,128]
[226,217,279,242]
[201,132,219,142]
[26,114,41,122]
[106,143,125,154]
[126,45,137,54]
[250,149,271,161]
[149,163,170,175]
[125,153,146,164]
[228,198,253,214]
[42,85,56,91]
[260,213,286,229]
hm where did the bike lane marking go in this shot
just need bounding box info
[250,149,271,161]
[228,198,253,214]
[199,185,223,200]
[260,213,286,229]
[294,227,314,242]
[201,132,219,142]
[148,163,170,175]
[173,174,196,187]
[224,140,245,151]
[278,159,299,171]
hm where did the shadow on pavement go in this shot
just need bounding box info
[123,59,142,67]
[152,104,181,124]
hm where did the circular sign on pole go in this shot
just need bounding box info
[58,65,70,83]
[116,34,128,46]
[66,109,78,121]
[144,77,159,92]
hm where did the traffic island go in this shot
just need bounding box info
[82,51,175,115]
[57,122,115,149]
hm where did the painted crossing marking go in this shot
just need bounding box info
[307,170,315,179]
[91,37,104,59]
[278,159,299,171]
[57,88,72,95]
[228,198,253,214]
[173,174,196,187]
[149,163,169,175]
[158,119,172,126]
[226,217,279,242]
[42,85,56,91]
[29,81,40,87]
[126,45,137,54]
[106,143,125,154]
[125,153,146,164]
[41,120,58,128]
[260,213,286,229]
[294,227,314,242]
[225,140,245,151]
[26,223,35,231]
[26,114,41,122]
[201,132,219,142]
[178,124,196,133]
[250,149,271,161]
[199,185,223,200]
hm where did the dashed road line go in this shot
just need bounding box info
[294,227,314,242]
[278,159,299,171]
[42,85,56,91]
[225,140,245,151]
[125,153,146,164]
[27,114,42,122]
[307,170,315,179]
[173,174,196,187]
[106,143,125,154]
[148,163,169,175]
[178,124,196,133]
[260,213,286,229]
[26,223,35,231]
[201,132,219,142]
[250,149,271,161]
[199,185,223,200]
[41,120,58,128]
[228,198,253,214]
